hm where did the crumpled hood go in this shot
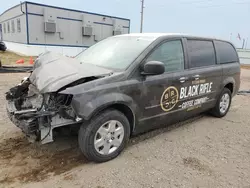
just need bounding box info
[29,51,113,93]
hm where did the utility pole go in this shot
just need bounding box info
[140,0,145,33]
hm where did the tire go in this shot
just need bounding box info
[211,88,232,118]
[78,109,130,163]
[0,42,6,52]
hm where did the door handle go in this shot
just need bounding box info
[179,77,188,83]
[192,75,200,80]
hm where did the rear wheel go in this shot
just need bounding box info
[211,88,232,118]
[78,109,130,163]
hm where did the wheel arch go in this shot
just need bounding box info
[222,77,235,95]
[224,82,234,94]
[73,93,138,134]
[90,103,136,135]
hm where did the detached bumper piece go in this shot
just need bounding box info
[7,102,39,141]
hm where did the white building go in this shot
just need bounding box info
[0,1,130,56]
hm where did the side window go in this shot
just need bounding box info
[146,40,184,72]
[214,41,238,64]
[187,40,216,68]
[11,20,15,33]
[17,18,21,33]
[7,22,10,33]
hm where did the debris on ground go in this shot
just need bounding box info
[237,90,250,95]
[0,65,32,73]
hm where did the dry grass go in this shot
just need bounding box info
[1,50,250,69]
[241,64,250,70]
[0,51,36,65]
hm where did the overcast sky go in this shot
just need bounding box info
[1,0,250,48]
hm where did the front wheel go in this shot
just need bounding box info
[78,109,130,163]
[211,88,232,118]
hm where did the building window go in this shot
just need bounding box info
[17,18,21,32]
[11,20,15,33]
[3,23,6,34]
[7,22,10,33]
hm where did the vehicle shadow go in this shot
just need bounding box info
[129,114,205,147]
[0,114,206,185]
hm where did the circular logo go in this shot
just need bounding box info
[160,86,179,112]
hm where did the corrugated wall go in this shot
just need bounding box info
[26,2,130,47]
[237,49,250,65]
[0,2,130,48]
[0,3,27,43]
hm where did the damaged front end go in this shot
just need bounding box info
[5,51,114,144]
[6,77,80,144]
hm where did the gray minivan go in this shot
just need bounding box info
[6,33,240,162]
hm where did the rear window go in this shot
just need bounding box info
[187,40,216,68]
[214,41,238,64]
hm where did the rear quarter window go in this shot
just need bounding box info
[214,41,238,64]
[187,40,216,68]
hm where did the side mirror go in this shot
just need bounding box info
[141,61,165,75]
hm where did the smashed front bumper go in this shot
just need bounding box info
[5,76,82,144]
[6,100,49,142]
[6,97,79,145]
[6,99,79,144]
[7,109,37,135]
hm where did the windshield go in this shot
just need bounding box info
[75,35,156,70]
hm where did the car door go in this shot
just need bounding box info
[179,38,223,115]
[136,39,191,131]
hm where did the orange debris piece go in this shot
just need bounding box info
[16,59,24,64]
[29,57,34,65]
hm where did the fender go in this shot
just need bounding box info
[71,92,139,121]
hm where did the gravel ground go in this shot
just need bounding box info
[0,69,250,188]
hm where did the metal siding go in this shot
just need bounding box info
[101,25,113,40]
[26,3,44,15]
[122,28,129,34]
[27,3,130,46]
[0,4,24,21]
[0,4,27,43]
[0,2,130,47]
[27,14,44,44]
[237,49,250,65]
[25,1,130,21]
